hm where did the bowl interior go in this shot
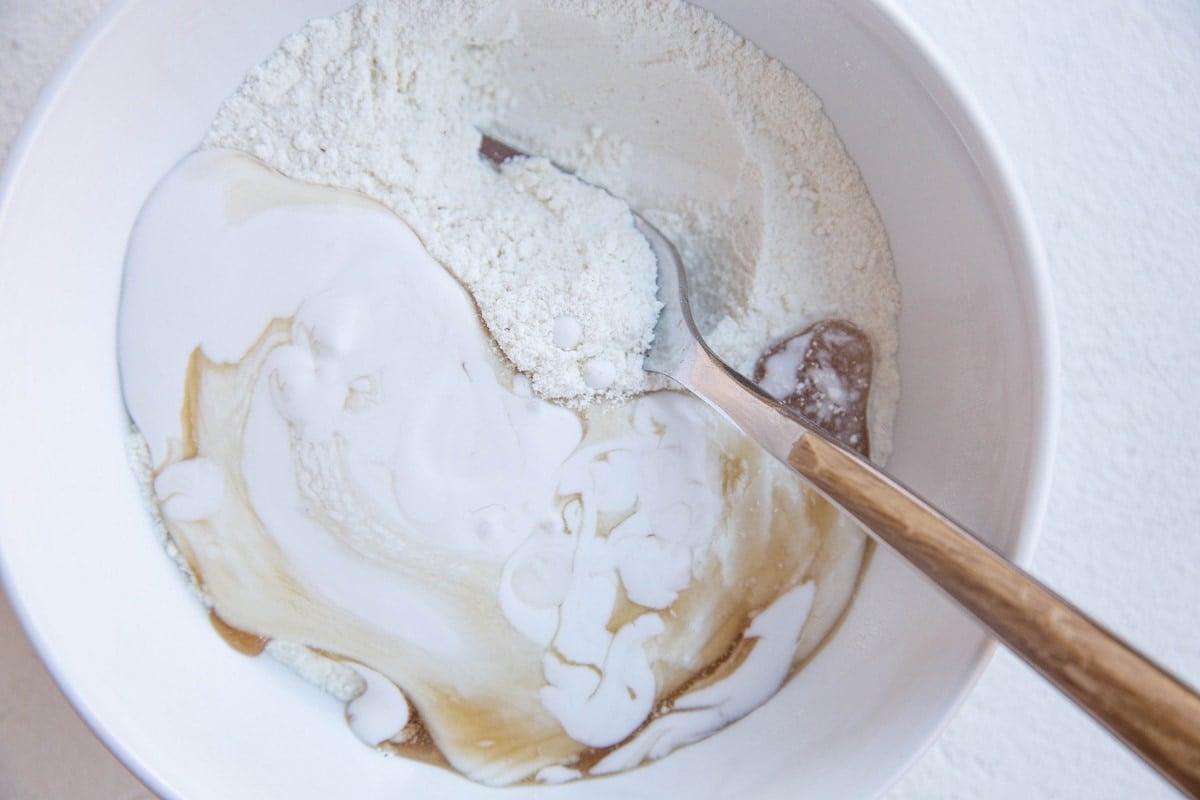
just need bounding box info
[0,0,1053,798]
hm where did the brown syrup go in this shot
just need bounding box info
[208,610,269,656]
[379,706,451,769]
[753,319,873,456]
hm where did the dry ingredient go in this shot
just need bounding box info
[205,0,899,426]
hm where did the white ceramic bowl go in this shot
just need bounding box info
[0,1,1056,797]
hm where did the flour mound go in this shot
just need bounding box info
[206,1,660,406]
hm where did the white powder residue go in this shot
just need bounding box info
[758,332,815,401]
[265,640,366,704]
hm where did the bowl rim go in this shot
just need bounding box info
[0,0,1060,797]
[856,0,1060,792]
[0,5,180,796]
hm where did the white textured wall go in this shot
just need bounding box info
[1,1,1198,797]
[882,2,1200,797]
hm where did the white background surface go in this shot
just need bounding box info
[1,1,1197,798]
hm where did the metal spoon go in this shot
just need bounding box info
[480,134,1200,796]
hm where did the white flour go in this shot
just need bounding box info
[206,2,659,405]
[205,0,900,437]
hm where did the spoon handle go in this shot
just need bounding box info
[791,433,1200,797]
[682,349,1200,797]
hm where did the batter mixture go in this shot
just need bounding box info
[118,0,900,786]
